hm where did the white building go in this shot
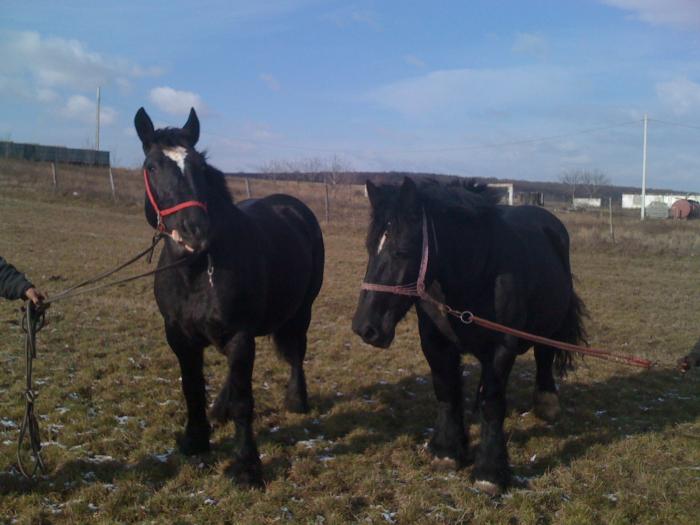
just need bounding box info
[621,193,700,209]
[573,197,602,208]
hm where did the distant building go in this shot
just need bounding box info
[573,197,602,208]
[621,193,700,209]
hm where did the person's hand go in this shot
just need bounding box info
[24,287,48,307]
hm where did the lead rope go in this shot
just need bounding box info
[14,235,198,480]
[17,302,47,479]
[362,210,654,369]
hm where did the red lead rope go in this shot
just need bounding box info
[361,210,653,369]
[143,169,207,232]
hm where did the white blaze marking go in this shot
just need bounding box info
[377,231,387,254]
[163,146,187,173]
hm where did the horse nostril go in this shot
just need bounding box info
[183,220,205,239]
[362,325,379,343]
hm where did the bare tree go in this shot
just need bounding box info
[559,169,610,202]
[583,169,610,198]
[258,155,353,183]
[558,169,583,203]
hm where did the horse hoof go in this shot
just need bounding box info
[284,392,309,414]
[430,456,458,471]
[224,456,264,489]
[533,390,560,422]
[424,438,471,468]
[176,433,210,456]
[474,479,503,497]
[284,394,309,414]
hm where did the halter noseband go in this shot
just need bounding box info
[143,169,208,233]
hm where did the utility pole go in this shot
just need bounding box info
[96,86,101,151]
[641,113,648,220]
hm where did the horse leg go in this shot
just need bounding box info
[273,306,311,414]
[210,331,262,487]
[533,344,561,422]
[473,345,515,496]
[166,325,210,455]
[418,319,469,468]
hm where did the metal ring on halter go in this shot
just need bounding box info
[459,311,474,324]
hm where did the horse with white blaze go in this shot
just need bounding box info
[134,107,324,486]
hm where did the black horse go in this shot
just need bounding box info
[352,177,586,495]
[134,107,324,486]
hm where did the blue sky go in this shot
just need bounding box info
[2,1,700,190]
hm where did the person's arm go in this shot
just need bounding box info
[0,256,33,301]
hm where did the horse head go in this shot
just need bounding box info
[352,177,424,348]
[134,107,211,255]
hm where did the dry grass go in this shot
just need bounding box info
[0,165,699,524]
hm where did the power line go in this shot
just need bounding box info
[648,118,700,132]
[202,119,642,156]
[403,119,642,153]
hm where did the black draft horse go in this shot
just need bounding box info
[134,107,324,486]
[352,177,586,495]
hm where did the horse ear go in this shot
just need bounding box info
[366,180,382,208]
[399,177,419,214]
[134,107,155,150]
[183,107,200,146]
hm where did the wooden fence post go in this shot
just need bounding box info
[324,180,330,223]
[51,162,57,191]
[108,165,116,201]
[245,177,251,198]
[609,197,615,244]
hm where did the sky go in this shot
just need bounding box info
[2,0,700,191]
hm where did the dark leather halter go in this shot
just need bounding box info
[360,209,652,369]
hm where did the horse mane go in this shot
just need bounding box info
[151,127,192,148]
[200,154,234,206]
[416,178,501,218]
[366,177,499,251]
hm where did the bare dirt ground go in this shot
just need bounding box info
[1,167,699,524]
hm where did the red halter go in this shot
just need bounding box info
[143,169,208,232]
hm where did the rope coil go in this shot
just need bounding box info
[14,234,194,480]
[17,302,47,479]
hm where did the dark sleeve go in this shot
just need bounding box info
[0,256,33,301]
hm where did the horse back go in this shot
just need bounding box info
[237,194,325,322]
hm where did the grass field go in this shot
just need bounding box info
[1,168,699,524]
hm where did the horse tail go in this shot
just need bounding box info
[553,285,588,376]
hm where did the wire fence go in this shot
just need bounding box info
[0,157,371,225]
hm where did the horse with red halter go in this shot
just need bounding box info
[352,177,586,495]
[134,107,324,486]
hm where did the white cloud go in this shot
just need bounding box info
[59,94,117,125]
[0,30,161,94]
[370,66,574,117]
[259,73,281,91]
[656,77,700,115]
[35,88,58,103]
[512,33,549,58]
[149,86,205,116]
[601,0,700,30]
